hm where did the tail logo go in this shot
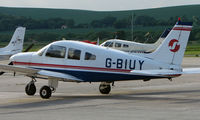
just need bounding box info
[168,39,180,52]
[11,37,22,46]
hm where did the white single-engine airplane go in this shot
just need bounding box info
[0,27,26,60]
[0,19,199,99]
[100,28,171,53]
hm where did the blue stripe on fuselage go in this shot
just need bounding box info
[32,67,165,82]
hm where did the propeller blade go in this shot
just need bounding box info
[23,43,34,52]
[0,62,13,76]
[8,62,13,65]
[0,72,5,75]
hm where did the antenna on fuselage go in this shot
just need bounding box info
[131,12,134,41]
[97,37,100,45]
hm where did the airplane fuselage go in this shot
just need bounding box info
[11,40,174,82]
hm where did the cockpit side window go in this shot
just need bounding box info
[68,48,81,60]
[46,45,66,58]
[123,44,129,48]
[84,52,96,60]
[115,42,122,48]
[104,42,113,47]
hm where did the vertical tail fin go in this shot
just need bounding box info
[147,19,192,66]
[4,27,26,54]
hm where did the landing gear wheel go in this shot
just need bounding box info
[40,86,52,99]
[99,84,111,94]
[25,83,36,96]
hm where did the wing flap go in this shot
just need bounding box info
[37,70,83,82]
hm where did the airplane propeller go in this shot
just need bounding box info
[0,43,34,76]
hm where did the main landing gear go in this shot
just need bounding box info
[99,82,111,94]
[40,86,52,99]
[25,78,58,99]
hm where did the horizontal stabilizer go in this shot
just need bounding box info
[131,67,200,77]
[131,69,182,77]
[182,68,200,74]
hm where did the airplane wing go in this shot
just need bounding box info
[0,64,38,75]
[0,64,83,82]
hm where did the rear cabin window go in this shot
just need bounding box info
[84,52,96,60]
[104,42,113,47]
[123,44,129,48]
[115,43,122,48]
[46,45,66,58]
[68,48,81,60]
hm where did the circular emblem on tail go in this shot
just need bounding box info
[168,39,180,52]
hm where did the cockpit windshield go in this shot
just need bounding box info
[46,45,66,58]
[37,45,49,56]
[103,42,113,47]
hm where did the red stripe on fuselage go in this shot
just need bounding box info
[13,61,131,73]
[173,27,192,31]
[164,74,182,77]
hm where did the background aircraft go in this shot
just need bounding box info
[101,28,171,53]
[0,27,26,60]
[0,20,199,99]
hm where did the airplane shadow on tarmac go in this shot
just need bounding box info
[0,89,200,111]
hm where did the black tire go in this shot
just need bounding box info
[99,84,111,94]
[40,86,52,99]
[25,83,36,96]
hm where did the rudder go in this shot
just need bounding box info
[146,19,192,66]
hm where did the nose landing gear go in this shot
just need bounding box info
[25,79,36,96]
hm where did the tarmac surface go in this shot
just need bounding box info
[0,57,200,120]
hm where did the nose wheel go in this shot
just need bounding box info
[25,80,36,96]
[99,83,111,94]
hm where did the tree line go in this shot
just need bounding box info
[0,14,200,44]
[0,14,75,31]
[0,13,199,31]
[1,28,200,45]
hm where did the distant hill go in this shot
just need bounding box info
[0,5,200,24]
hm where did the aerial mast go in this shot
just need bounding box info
[131,12,134,41]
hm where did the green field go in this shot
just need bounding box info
[185,45,200,56]
[0,5,200,23]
